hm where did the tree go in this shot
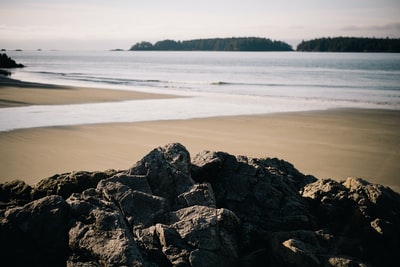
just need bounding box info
[129,37,293,51]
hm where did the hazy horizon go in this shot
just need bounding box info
[1,0,400,51]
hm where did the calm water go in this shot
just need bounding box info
[1,51,400,131]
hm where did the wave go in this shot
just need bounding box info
[29,70,400,93]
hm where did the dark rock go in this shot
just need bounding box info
[0,179,33,208]
[0,195,69,266]
[67,189,145,266]
[191,150,316,232]
[160,205,241,267]
[0,69,11,76]
[34,169,121,199]
[97,178,170,229]
[1,143,399,266]
[177,182,216,208]
[0,53,24,68]
[302,177,400,266]
[129,143,195,205]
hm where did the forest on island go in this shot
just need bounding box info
[130,37,293,51]
[296,37,400,52]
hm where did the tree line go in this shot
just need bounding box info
[296,37,400,52]
[130,37,293,51]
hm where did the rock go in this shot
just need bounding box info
[161,205,241,267]
[326,256,368,267]
[1,143,399,266]
[34,169,121,199]
[302,177,400,266]
[97,178,170,229]
[177,182,216,208]
[0,69,11,76]
[0,195,69,266]
[155,223,192,265]
[67,189,145,266]
[191,150,316,235]
[0,53,24,68]
[129,143,195,205]
[101,173,153,194]
[0,179,33,208]
[280,238,320,267]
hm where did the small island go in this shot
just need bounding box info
[297,37,400,52]
[130,37,293,51]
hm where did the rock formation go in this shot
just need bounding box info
[1,143,399,266]
[0,53,25,68]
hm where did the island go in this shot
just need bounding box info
[297,37,400,52]
[130,37,293,51]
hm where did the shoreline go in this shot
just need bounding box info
[1,108,399,192]
[1,75,399,192]
[0,75,177,107]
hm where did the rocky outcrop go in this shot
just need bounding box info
[1,143,399,266]
[0,53,24,68]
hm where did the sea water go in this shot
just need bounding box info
[1,51,400,131]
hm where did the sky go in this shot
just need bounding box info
[1,0,400,50]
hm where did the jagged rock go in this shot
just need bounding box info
[0,179,33,208]
[161,205,241,267]
[0,53,24,68]
[0,195,69,266]
[100,173,153,194]
[97,178,170,229]
[67,189,144,266]
[34,169,121,199]
[302,177,400,266]
[129,143,195,205]
[177,182,216,208]
[326,256,368,267]
[279,238,320,267]
[0,143,399,267]
[191,149,317,260]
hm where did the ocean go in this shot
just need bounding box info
[1,51,400,131]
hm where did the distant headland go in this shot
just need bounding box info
[130,37,293,51]
[297,37,400,52]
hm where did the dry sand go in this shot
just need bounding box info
[1,77,399,192]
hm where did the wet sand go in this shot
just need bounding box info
[0,76,176,107]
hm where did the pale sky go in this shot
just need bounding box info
[1,0,399,50]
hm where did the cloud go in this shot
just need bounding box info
[341,22,400,32]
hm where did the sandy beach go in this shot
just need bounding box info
[0,76,176,107]
[1,77,399,192]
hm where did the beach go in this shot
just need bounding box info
[1,77,400,192]
[0,75,176,107]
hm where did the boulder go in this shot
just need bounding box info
[129,143,195,205]
[302,177,400,266]
[67,189,145,266]
[0,195,69,266]
[34,169,121,199]
[97,178,170,229]
[0,179,33,208]
[191,151,316,247]
[160,205,241,267]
